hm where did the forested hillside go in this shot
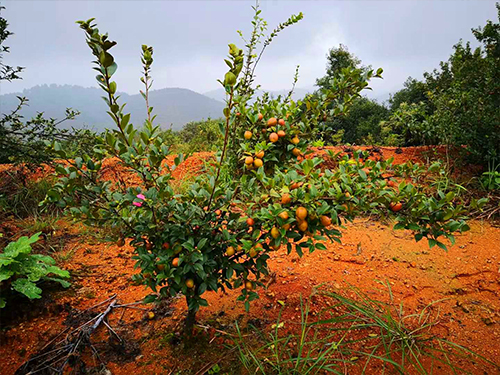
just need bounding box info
[0,85,225,131]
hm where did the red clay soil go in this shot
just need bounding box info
[0,147,498,374]
[0,145,472,186]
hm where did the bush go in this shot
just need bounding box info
[0,232,70,308]
[0,177,58,219]
[45,6,483,337]
[385,5,500,164]
[176,119,224,154]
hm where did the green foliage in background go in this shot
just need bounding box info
[0,7,98,168]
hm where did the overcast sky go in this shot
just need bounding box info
[1,0,497,100]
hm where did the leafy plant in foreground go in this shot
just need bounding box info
[0,232,70,308]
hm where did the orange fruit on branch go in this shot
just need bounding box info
[186,279,195,289]
[292,148,301,157]
[244,131,252,140]
[245,156,254,165]
[245,281,254,290]
[269,132,279,143]
[320,215,332,226]
[246,217,255,226]
[278,119,285,126]
[281,193,292,205]
[255,150,265,159]
[270,227,280,239]
[291,136,300,145]
[278,211,289,220]
[172,258,179,267]
[389,202,403,212]
[254,158,263,168]
[296,206,308,220]
[162,242,170,250]
[267,117,277,127]
[257,113,264,121]
[226,246,235,256]
[277,130,286,138]
[298,220,308,232]
[157,264,165,271]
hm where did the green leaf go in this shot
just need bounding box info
[358,169,367,180]
[107,62,118,77]
[45,277,71,288]
[3,233,40,258]
[100,51,114,68]
[12,279,42,299]
[197,238,208,250]
[109,81,117,94]
[0,256,15,267]
[445,191,455,203]
[143,294,158,304]
[315,243,327,250]
[436,241,448,251]
[46,266,70,279]
[0,297,5,308]
[0,268,14,281]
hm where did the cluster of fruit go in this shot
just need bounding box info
[242,113,303,171]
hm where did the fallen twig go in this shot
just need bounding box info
[16,298,119,375]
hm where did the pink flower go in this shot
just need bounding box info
[136,194,146,200]
[132,201,143,207]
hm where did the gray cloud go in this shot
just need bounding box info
[1,0,497,100]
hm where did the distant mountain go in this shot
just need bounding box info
[0,84,225,132]
[204,87,314,103]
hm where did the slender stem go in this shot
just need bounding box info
[144,71,151,124]
[103,68,130,147]
[207,87,234,210]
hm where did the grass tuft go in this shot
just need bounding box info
[232,282,499,374]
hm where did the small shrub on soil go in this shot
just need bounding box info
[0,232,70,308]
[44,6,485,336]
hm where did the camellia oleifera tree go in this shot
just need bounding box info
[45,6,485,335]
